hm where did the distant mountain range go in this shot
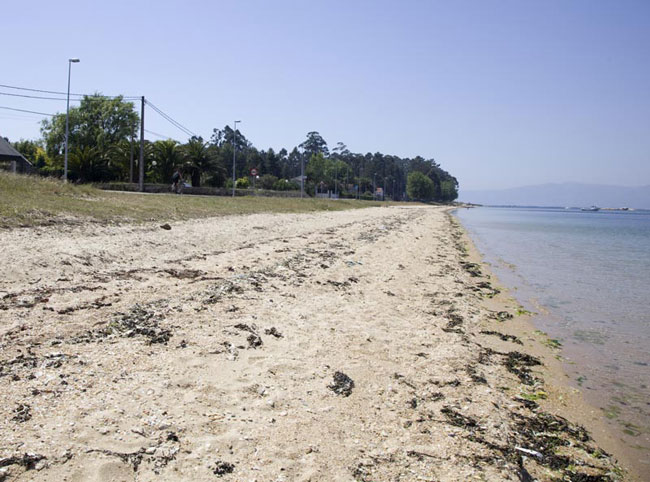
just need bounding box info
[459,183,650,209]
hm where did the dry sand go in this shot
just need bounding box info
[0,206,627,481]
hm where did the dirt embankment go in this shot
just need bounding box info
[0,206,625,481]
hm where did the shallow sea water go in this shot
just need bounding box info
[455,206,650,475]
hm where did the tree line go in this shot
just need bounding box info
[10,95,458,201]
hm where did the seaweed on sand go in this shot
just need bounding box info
[100,304,171,344]
[480,330,523,345]
[213,461,235,476]
[440,406,480,430]
[0,453,46,470]
[329,371,355,397]
[463,410,617,480]
[442,312,464,333]
[460,262,482,277]
[505,351,541,386]
[72,303,171,344]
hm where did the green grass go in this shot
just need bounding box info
[0,173,387,228]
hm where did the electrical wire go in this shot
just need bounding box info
[0,82,82,96]
[144,129,176,140]
[145,100,197,138]
[1,83,199,139]
[145,101,195,138]
[0,91,72,101]
[0,90,135,102]
[0,105,54,116]
[0,83,140,99]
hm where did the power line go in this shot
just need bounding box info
[2,83,199,139]
[0,90,135,102]
[145,100,195,138]
[0,82,80,96]
[145,100,197,138]
[144,129,176,140]
[0,83,140,99]
[0,91,72,101]
[0,105,54,116]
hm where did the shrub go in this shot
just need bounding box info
[259,174,278,190]
[273,179,300,191]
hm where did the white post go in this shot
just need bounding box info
[64,58,79,182]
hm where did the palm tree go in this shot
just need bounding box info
[69,146,109,182]
[183,136,214,187]
[108,139,134,182]
[151,139,182,184]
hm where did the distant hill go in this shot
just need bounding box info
[459,183,650,209]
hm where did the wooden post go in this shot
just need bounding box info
[129,123,134,184]
[139,96,145,192]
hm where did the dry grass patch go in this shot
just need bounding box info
[0,173,383,228]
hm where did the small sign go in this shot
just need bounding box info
[250,168,258,176]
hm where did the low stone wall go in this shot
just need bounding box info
[95,183,304,198]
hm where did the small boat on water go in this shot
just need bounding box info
[580,206,600,212]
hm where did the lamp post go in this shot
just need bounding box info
[231,120,241,197]
[334,162,338,197]
[64,58,80,182]
[300,148,304,199]
[373,172,376,200]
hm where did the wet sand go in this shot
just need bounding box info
[0,206,628,481]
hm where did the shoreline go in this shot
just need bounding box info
[0,206,629,481]
[451,209,640,481]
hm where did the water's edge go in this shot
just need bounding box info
[451,208,642,481]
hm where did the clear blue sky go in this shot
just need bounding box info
[2,0,649,190]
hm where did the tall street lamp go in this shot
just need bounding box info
[373,172,377,200]
[64,58,80,182]
[300,148,305,198]
[232,120,241,197]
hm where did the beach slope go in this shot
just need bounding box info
[0,206,623,481]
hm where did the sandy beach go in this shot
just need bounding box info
[0,206,628,481]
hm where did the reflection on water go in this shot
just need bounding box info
[455,206,650,472]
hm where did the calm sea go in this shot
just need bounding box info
[454,206,650,473]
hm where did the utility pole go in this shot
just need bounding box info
[139,96,145,192]
[357,167,360,200]
[383,177,386,201]
[129,124,134,183]
[232,120,241,197]
[300,151,304,198]
[334,163,338,197]
[405,174,408,201]
[64,58,80,182]
[373,172,376,201]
